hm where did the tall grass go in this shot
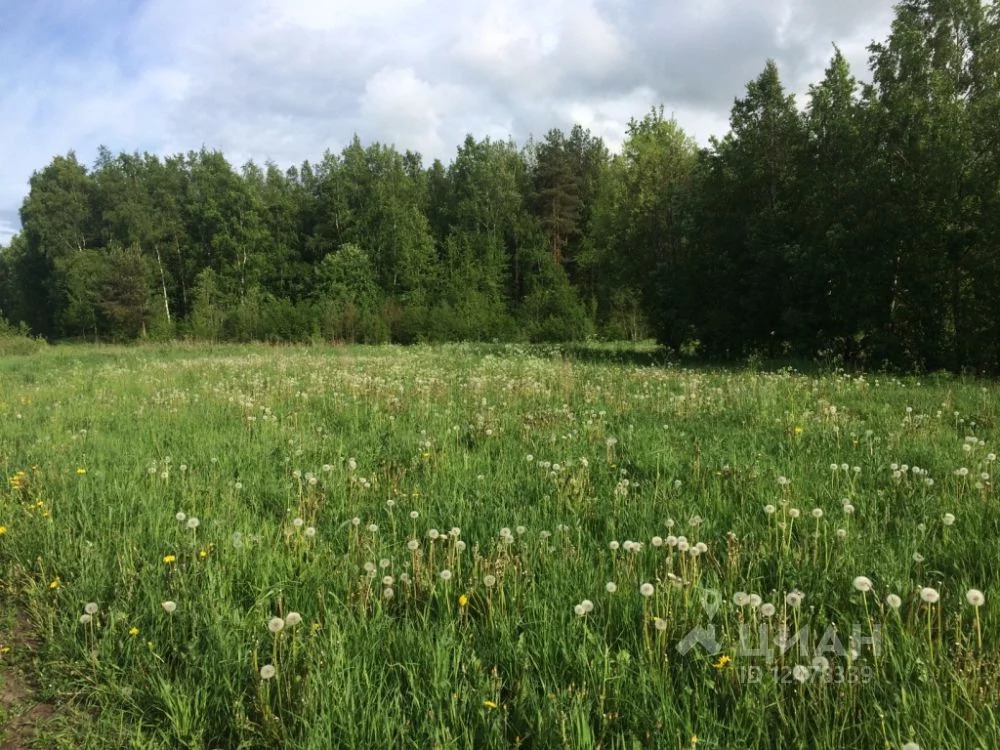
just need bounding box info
[0,343,997,748]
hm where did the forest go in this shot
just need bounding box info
[2,0,1000,371]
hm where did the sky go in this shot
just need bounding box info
[0,0,897,245]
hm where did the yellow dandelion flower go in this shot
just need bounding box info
[76,468,87,475]
[0,525,7,536]
[713,655,731,670]
[199,549,208,559]
[483,700,498,709]
[49,577,60,590]
[458,594,469,608]
[129,627,140,636]
[794,426,803,435]
[163,554,176,564]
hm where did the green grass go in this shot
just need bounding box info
[0,342,998,749]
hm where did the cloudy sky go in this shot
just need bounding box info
[0,0,897,245]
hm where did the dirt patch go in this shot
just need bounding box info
[0,608,55,750]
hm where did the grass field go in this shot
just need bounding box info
[0,342,998,749]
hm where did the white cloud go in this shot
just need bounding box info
[0,0,898,241]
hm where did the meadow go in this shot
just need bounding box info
[0,342,997,749]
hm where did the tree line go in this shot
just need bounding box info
[3,0,1000,371]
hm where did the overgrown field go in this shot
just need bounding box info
[1,343,998,749]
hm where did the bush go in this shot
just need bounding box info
[0,318,46,355]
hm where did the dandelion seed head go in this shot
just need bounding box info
[919,587,940,604]
[966,589,985,607]
[853,576,873,593]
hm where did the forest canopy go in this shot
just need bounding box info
[3,0,1000,371]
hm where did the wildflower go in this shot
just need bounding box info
[284,612,302,627]
[761,603,776,617]
[811,508,823,519]
[407,539,420,551]
[292,517,304,529]
[792,665,810,683]
[605,582,617,594]
[260,664,276,680]
[483,700,498,709]
[304,526,316,538]
[853,576,873,593]
[966,589,985,607]
[788,508,801,519]
[640,583,655,597]
[713,655,731,669]
[175,512,186,522]
[76,468,86,475]
[919,587,940,604]
[84,602,99,615]
[458,594,469,608]
[161,601,177,614]
[794,426,803,435]
[785,591,804,608]
[764,504,776,515]
[886,594,902,610]
[382,587,395,600]
[609,540,620,551]
[942,513,955,526]
[440,570,452,581]
[902,743,921,750]
[653,617,667,631]
[0,525,6,535]
[186,517,199,531]
[49,578,60,590]
[842,503,855,514]
[749,594,762,608]
[163,554,176,564]
[79,614,92,625]
[129,627,140,636]
[912,552,925,564]
[732,592,751,607]
[267,617,285,633]
[483,574,497,588]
